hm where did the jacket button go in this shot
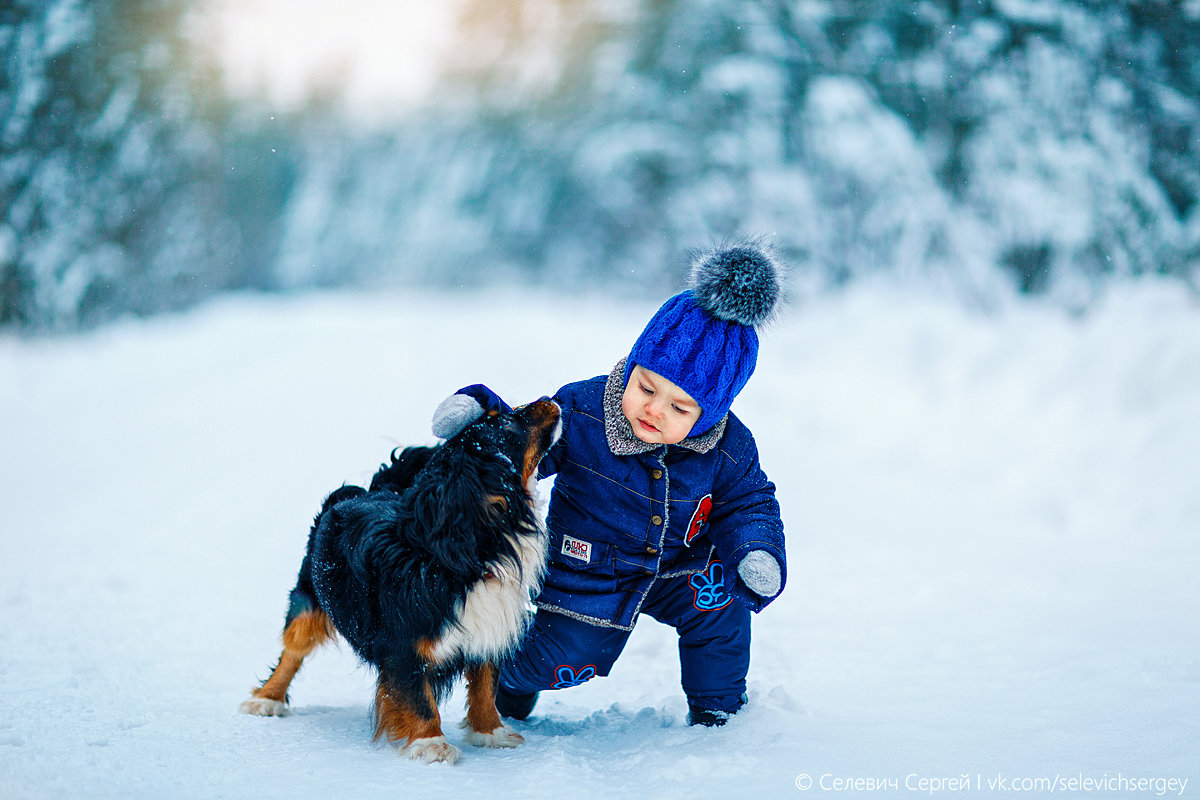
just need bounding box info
[651,515,663,526]
[652,469,663,479]
[645,546,659,555]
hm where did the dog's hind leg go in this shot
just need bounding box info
[240,486,359,717]
[239,596,335,717]
[462,661,524,748]
[374,672,461,764]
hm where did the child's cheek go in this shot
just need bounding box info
[620,389,639,427]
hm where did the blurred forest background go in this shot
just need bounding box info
[3,0,1199,331]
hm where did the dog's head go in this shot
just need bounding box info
[410,398,561,575]
[446,397,562,489]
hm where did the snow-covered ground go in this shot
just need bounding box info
[2,282,1198,799]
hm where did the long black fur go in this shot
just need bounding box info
[283,404,558,718]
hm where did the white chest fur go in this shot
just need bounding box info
[430,519,549,664]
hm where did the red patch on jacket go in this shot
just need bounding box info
[684,494,713,546]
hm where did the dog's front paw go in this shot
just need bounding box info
[239,696,289,716]
[463,724,524,748]
[405,736,462,764]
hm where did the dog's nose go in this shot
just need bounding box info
[528,397,561,425]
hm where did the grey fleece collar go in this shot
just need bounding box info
[603,358,726,456]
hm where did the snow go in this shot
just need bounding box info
[2,282,1198,798]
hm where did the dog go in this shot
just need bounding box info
[239,398,561,764]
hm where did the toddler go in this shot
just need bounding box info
[432,241,786,726]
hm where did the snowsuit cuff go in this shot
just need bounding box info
[718,527,787,612]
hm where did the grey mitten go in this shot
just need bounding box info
[431,384,513,439]
[737,550,782,598]
[431,394,485,439]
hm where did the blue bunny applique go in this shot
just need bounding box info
[688,561,733,611]
[551,664,597,689]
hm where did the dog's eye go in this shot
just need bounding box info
[484,495,509,518]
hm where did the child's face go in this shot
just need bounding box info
[621,365,701,445]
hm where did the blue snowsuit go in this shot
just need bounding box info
[500,360,786,714]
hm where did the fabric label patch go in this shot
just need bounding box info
[561,535,592,563]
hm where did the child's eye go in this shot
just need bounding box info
[672,404,690,415]
[640,384,653,395]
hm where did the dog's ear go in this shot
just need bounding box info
[407,450,505,574]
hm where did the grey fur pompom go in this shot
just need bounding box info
[689,240,782,327]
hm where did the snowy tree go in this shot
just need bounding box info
[3,0,1199,330]
[0,0,291,329]
[272,0,1197,304]
[828,0,1200,301]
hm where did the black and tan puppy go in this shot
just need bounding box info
[240,398,561,764]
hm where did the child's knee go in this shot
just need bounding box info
[498,611,628,694]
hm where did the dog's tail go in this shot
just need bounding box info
[286,484,367,627]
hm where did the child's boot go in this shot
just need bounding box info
[687,692,748,727]
[687,706,731,727]
[496,685,539,720]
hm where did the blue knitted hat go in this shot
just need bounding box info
[625,241,782,437]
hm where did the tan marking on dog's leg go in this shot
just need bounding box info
[465,662,503,733]
[373,675,443,743]
[374,676,460,763]
[462,662,523,748]
[240,610,334,715]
